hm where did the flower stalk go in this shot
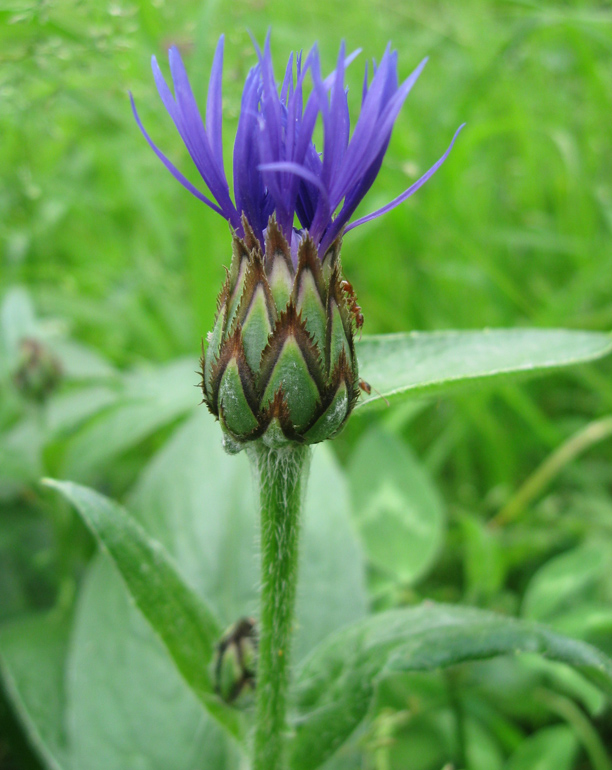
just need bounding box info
[132,32,463,769]
[247,441,311,770]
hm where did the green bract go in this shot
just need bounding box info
[201,218,360,452]
[213,617,258,705]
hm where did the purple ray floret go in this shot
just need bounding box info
[131,33,464,254]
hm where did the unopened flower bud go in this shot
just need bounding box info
[13,338,62,403]
[214,617,258,705]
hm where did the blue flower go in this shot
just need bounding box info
[131,34,463,256]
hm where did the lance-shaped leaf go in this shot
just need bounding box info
[355,329,612,409]
[69,556,241,770]
[43,479,245,742]
[289,603,612,770]
[0,611,72,770]
[63,357,199,480]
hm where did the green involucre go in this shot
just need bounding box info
[202,218,360,450]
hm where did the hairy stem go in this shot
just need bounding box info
[248,441,311,770]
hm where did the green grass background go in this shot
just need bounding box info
[3,0,612,474]
[2,0,612,767]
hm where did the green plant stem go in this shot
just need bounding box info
[248,441,311,770]
[491,415,612,527]
[535,687,612,770]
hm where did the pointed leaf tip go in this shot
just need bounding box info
[44,479,245,741]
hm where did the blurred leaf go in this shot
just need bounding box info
[62,358,198,480]
[551,606,612,659]
[49,339,117,381]
[290,604,612,770]
[43,479,243,741]
[320,754,363,770]
[0,506,56,622]
[297,445,368,660]
[522,542,612,623]
[465,717,505,770]
[0,611,71,770]
[46,386,119,437]
[504,725,577,770]
[129,409,367,662]
[355,330,612,409]
[130,410,257,625]
[0,419,43,499]
[348,426,445,584]
[466,654,606,729]
[0,287,37,375]
[526,657,606,719]
[460,513,505,602]
[384,710,455,770]
[67,556,240,770]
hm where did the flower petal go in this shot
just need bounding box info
[258,161,330,205]
[151,49,239,226]
[330,56,427,207]
[135,34,461,255]
[206,35,226,179]
[168,47,235,213]
[344,123,466,233]
[129,92,226,215]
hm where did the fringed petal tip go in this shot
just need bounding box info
[132,34,463,254]
[345,122,466,233]
[129,91,226,216]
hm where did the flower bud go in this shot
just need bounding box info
[202,218,360,452]
[13,338,62,403]
[213,617,257,705]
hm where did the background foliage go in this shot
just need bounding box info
[2,0,612,767]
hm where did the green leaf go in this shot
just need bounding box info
[348,426,445,584]
[382,712,504,770]
[46,385,119,437]
[295,271,326,353]
[505,725,578,770]
[296,445,367,660]
[290,603,612,770]
[0,611,71,770]
[48,339,117,381]
[43,479,243,740]
[0,287,37,375]
[522,542,612,623]
[464,717,505,770]
[460,512,505,603]
[303,382,350,444]
[62,358,198,480]
[129,409,367,662]
[355,329,612,409]
[241,285,274,371]
[0,419,43,499]
[261,337,320,430]
[67,556,241,770]
[130,410,258,625]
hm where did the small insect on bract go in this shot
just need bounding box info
[341,280,364,337]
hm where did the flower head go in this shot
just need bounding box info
[131,34,463,256]
[131,35,463,451]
